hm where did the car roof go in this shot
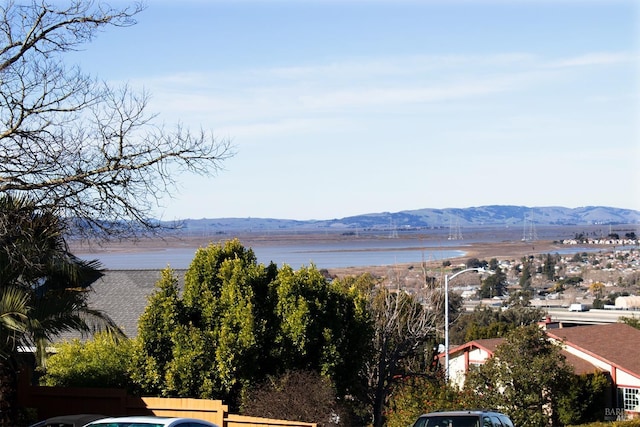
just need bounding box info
[421,410,506,417]
[28,414,107,427]
[85,416,218,426]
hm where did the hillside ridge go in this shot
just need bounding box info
[171,205,640,233]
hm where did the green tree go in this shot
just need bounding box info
[130,268,184,396]
[518,257,533,289]
[621,316,640,330]
[0,283,29,426]
[274,266,373,402]
[464,321,513,342]
[40,332,133,390]
[557,276,584,288]
[132,246,274,403]
[132,240,371,414]
[0,195,121,424]
[0,285,28,360]
[540,253,559,281]
[449,305,501,344]
[557,371,609,425]
[465,258,487,269]
[450,302,544,345]
[465,325,574,427]
[478,268,507,298]
[385,376,468,427]
[499,304,545,327]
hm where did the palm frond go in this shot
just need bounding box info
[0,285,30,359]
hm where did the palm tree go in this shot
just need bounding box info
[0,194,123,360]
[0,194,122,424]
[0,283,29,426]
[0,285,28,358]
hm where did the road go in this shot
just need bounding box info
[544,308,638,325]
[463,300,638,325]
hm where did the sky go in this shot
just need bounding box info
[71,0,639,221]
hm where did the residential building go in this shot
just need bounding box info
[443,323,640,417]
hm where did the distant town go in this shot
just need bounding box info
[387,235,640,314]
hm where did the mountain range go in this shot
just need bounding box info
[173,205,640,233]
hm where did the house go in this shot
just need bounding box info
[547,323,640,416]
[443,323,640,417]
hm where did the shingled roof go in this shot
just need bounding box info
[546,323,640,378]
[447,336,600,375]
[56,269,186,342]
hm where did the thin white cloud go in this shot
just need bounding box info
[546,52,637,68]
[265,53,538,79]
[126,50,633,137]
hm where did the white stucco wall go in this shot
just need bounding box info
[617,370,640,388]
[448,347,493,389]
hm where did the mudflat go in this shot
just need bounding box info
[324,238,563,277]
[69,227,575,277]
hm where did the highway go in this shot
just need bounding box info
[463,300,639,325]
[544,308,639,325]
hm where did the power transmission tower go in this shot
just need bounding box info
[448,215,463,240]
[522,210,538,242]
[388,218,398,239]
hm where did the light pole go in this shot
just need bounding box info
[444,267,494,382]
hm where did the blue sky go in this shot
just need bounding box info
[72,0,639,220]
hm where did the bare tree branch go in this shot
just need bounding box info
[365,285,440,427]
[0,1,234,239]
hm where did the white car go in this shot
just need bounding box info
[83,416,220,427]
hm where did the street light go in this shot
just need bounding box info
[444,267,494,382]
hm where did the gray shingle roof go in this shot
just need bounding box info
[56,269,186,342]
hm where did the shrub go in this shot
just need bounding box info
[570,421,640,427]
[385,375,469,427]
[41,333,133,390]
[240,370,351,427]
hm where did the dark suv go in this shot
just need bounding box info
[411,410,515,427]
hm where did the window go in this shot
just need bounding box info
[469,362,483,372]
[618,387,640,412]
[497,415,514,427]
[411,417,427,427]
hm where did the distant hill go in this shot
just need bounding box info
[171,205,640,233]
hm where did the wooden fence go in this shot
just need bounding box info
[19,385,317,427]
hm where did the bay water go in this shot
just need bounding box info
[78,238,466,270]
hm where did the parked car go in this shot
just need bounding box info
[411,410,514,427]
[28,414,107,427]
[83,415,220,427]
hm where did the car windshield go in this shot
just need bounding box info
[413,416,480,427]
[88,424,164,427]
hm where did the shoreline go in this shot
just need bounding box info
[70,234,577,276]
[69,224,631,279]
[326,239,565,277]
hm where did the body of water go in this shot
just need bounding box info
[77,225,630,270]
[79,239,467,270]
